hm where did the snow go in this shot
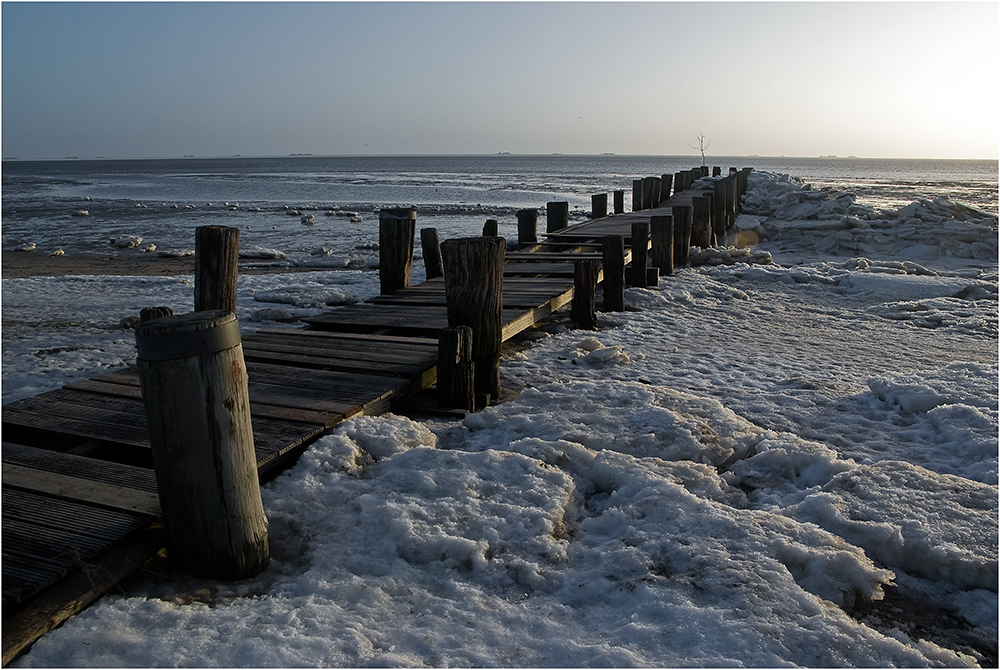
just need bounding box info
[3,172,997,667]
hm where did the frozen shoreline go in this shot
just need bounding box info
[4,171,998,667]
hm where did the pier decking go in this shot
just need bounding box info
[2,171,739,664]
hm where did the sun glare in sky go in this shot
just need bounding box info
[1,2,997,160]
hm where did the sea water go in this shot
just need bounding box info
[2,155,997,268]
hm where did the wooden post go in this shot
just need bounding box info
[650,215,674,276]
[437,326,474,411]
[195,225,239,313]
[659,174,673,204]
[629,221,650,288]
[516,208,538,248]
[441,237,505,402]
[700,192,717,245]
[379,207,416,295]
[135,310,268,580]
[420,228,443,280]
[632,179,643,211]
[613,190,625,214]
[692,196,713,248]
[571,259,599,330]
[672,205,693,267]
[482,219,498,237]
[713,178,728,239]
[725,175,737,230]
[546,201,569,233]
[140,306,173,323]
[591,193,608,218]
[713,166,722,177]
[674,171,686,193]
[601,235,625,312]
[642,178,656,212]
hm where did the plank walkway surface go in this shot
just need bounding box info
[2,172,731,664]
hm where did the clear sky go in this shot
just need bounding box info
[2,1,997,160]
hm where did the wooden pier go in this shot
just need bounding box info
[1,166,750,664]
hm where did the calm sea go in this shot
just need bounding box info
[3,155,996,265]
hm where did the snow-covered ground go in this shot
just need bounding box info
[4,172,998,667]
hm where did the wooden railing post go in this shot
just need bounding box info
[632,179,643,211]
[420,227,443,280]
[516,208,538,248]
[591,193,608,218]
[379,207,416,295]
[195,225,239,313]
[629,221,649,288]
[613,190,625,214]
[546,201,569,233]
[601,235,626,312]
[571,259,599,330]
[135,310,268,580]
[437,326,474,411]
[672,205,693,267]
[441,237,506,403]
[650,215,674,276]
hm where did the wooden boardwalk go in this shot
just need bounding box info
[2,171,736,664]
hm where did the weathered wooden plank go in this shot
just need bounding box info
[3,443,157,492]
[243,334,438,367]
[3,464,161,519]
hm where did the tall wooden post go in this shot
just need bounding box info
[725,175,737,230]
[135,310,268,580]
[629,221,649,288]
[195,226,239,313]
[441,237,506,402]
[642,178,656,212]
[379,207,416,295]
[516,208,538,248]
[650,215,674,276]
[546,201,569,233]
[713,178,728,239]
[713,166,722,177]
[672,205,693,267]
[674,171,686,193]
[613,190,625,214]
[601,235,626,312]
[632,179,643,211]
[692,196,713,248]
[483,219,498,237]
[571,259,599,330]
[437,326,474,411]
[659,174,673,204]
[420,228,443,280]
[591,193,608,218]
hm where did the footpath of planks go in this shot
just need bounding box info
[1,165,750,665]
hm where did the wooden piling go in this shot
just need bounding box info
[672,205,693,267]
[659,174,673,204]
[632,179,643,211]
[546,201,569,233]
[642,178,657,213]
[629,221,649,288]
[691,196,713,248]
[571,259,599,330]
[482,219,498,237]
[420,228,443,280]
[613,190,625,214]
[713,178,729,239]
[516,208,538,248]
[650,215,674,276]
[379,207,417,295]
[713,166,722,177]
[195,226,239,313]
[674,171,687,193]
[601,235,626,312]
[437,326,474,411]
[440,236,506,401]
[135,310,268,580]
[591,193,608,218]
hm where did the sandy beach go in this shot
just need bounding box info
[1,250,330,279]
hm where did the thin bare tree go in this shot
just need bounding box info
[689,133,712,166]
